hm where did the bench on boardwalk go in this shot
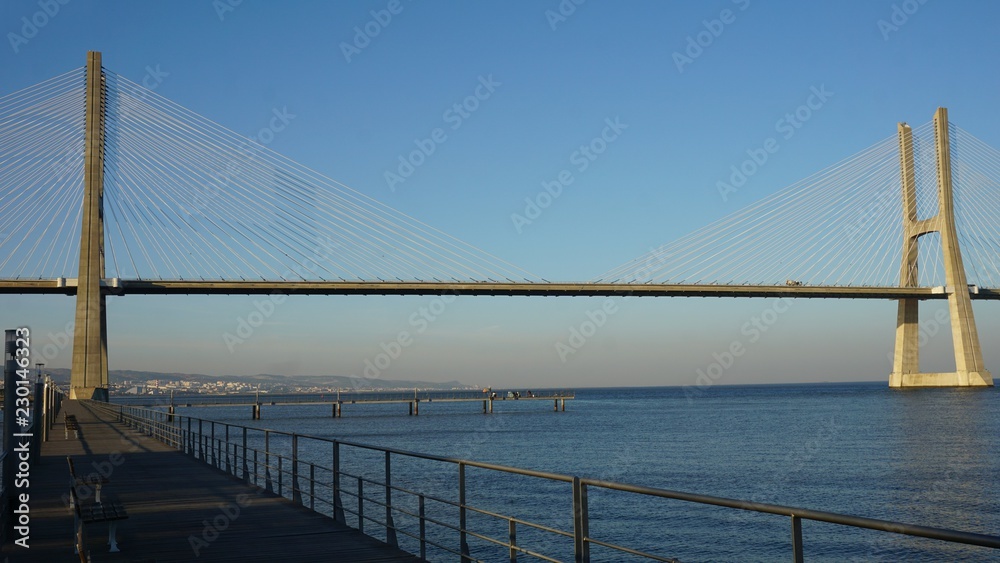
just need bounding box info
[64,414,79,439]
[67,456,128,554]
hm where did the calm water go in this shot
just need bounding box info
[170,383,1000,562]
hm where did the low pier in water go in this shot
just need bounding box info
[112,389,575,419]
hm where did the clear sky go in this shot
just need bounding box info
[1,0,998,388]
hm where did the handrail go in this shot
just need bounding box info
[82,400,1000,562]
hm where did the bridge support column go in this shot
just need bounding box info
[889,109,992,387]
[70,51,109,401]
[252,404,261,420]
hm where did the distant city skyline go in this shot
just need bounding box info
[1,1,998,388]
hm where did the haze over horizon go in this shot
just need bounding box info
[2,1,998,389]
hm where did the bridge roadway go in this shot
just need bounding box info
[1,278,998,299]
[14,400,423,562]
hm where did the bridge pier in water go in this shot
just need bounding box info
[889,109,993,388]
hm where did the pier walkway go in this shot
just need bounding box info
[5,400,422,562]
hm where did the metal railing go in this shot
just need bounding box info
[81,401,1000,562]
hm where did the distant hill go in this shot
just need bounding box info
[42,369,472,391]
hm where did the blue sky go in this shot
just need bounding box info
[1,0,998,388]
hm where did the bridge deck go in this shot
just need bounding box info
[8,400,423,562]
[2,278,998,299]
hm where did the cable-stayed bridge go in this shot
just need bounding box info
[1,53,998,398]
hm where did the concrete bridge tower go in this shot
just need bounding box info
[889,108,993,387]
[70,51,109,400]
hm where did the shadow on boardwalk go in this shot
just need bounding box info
[2,400,423,562]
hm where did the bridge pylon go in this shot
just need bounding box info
[70,51,109,401]
[889,108,993,388]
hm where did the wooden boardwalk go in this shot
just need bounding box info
[3,400,424,562]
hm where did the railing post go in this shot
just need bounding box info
[791,515,804,563]
[187,417,192,455]
[385,451,398,546]
[292,434,302,504]
[198,419,204,460]
[509,518,517,563]
[225,425,231,474]
[174,410,181,448]
[419,495,426,560]
[358,477,364,534]
[459,462,470,560]
[333,441,345,523]
[309,464,315,511]
[44,380,51,437]
[241,426,248,481]
[264,430,273,492]
[572,477,590,563]
[32,376,43,463]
